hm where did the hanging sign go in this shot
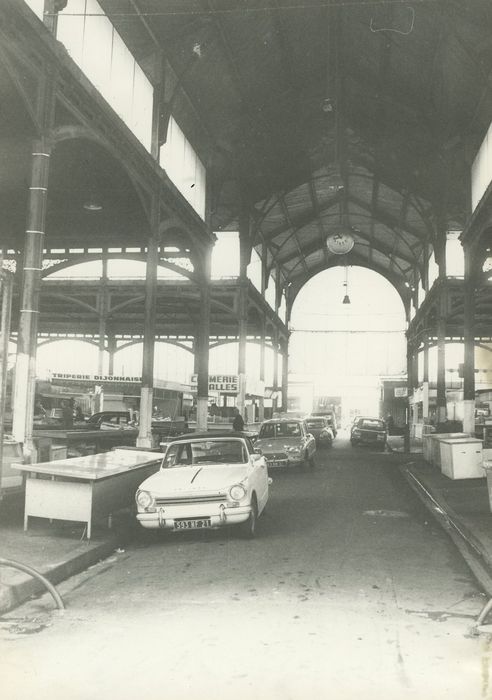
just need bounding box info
[326,232,354,255]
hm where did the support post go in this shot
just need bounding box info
[436,284,447,425]
[463,248,476,435]
[259,318,266,423]
[196,249,211,431]
[272,329,279,415]
[281,340,289,413]
[12,140,51,458]
[237,210,251,422]
[137,199,160,448]
[0,267,13,483]
[422,339,429,422]
[404,340,414,453]
[107,334,116,375]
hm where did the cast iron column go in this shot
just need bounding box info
[196,248,211,431]
[281,338,289,413]
[404,338,414,453]
[0,267,13,482]
[422,338,429,423]
[137,197,159,448]
[12,139,51,457]
[436,283,447,424]
[258,318,266,422]
[463,247,476,434]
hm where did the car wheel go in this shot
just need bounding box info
[302,451,310,469]
[239,496,258,538]
[309,454,316,469]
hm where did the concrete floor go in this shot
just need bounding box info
[1,434,490,700]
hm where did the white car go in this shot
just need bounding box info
[135,432,270,538]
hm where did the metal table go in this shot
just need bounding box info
[14,449,162,538]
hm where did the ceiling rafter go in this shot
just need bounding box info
[308,178,330,265]
[279,194,309,275]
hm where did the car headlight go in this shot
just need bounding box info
[229,484,247,501]
[136,490,153,509]
[287,446,301,454]
[352,430,361,437]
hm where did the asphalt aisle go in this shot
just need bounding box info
[1,434,490,700]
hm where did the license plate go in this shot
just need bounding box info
[174,519,212,530]
[268,460,286,467]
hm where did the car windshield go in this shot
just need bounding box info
[359,419,385,430]
[163,439,248,468]
[306,419,324,428]
[259,422,302,438]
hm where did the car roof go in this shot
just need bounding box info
[166,431,250,443]
[261,418,303,424]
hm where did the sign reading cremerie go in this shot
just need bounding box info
[191,374,238,393]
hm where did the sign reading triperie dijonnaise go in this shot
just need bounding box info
[190,374,238,393]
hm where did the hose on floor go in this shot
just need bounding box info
[0,557,65,610]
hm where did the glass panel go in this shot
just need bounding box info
[57,0,87,65]
[24,0,45,20]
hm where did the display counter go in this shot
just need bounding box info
[14,449,162,538]
[439,438,484,479]
[427,433,470,466]
[0,438,23,495]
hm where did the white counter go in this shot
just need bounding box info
[14,449,162,538]
[438,438,484,480]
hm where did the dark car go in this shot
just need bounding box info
[85,411,134,428]
[305,416,334,447]
[350,417,387,449]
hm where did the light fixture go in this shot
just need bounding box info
[83,192,103,212]
[342,265,351,304]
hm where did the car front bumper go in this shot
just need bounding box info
[137,502,252,530]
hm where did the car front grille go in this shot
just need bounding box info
[264,452,288,461]
[154,494,226,506]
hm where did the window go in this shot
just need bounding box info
[163,439,248,467]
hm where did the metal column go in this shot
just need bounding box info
[12,140,51,458]
[436,285,447,424]
[196,249,211,431]
[0,267,13,484]
[137,199,160,448]
[463,249,476,434]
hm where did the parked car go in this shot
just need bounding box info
[85,410,134,428]
[255,418,316,469]
[305,416,334,447]
[311,411,338,437]
[350,417,388,449]
[135,432,270,538]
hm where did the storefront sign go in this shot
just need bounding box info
[51,372,142,383]
[190,374,238,393]
[394,387,408,398]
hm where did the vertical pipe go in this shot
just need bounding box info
[463,248,476,434]
[137,198,159,448]
[12,140,51,459]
